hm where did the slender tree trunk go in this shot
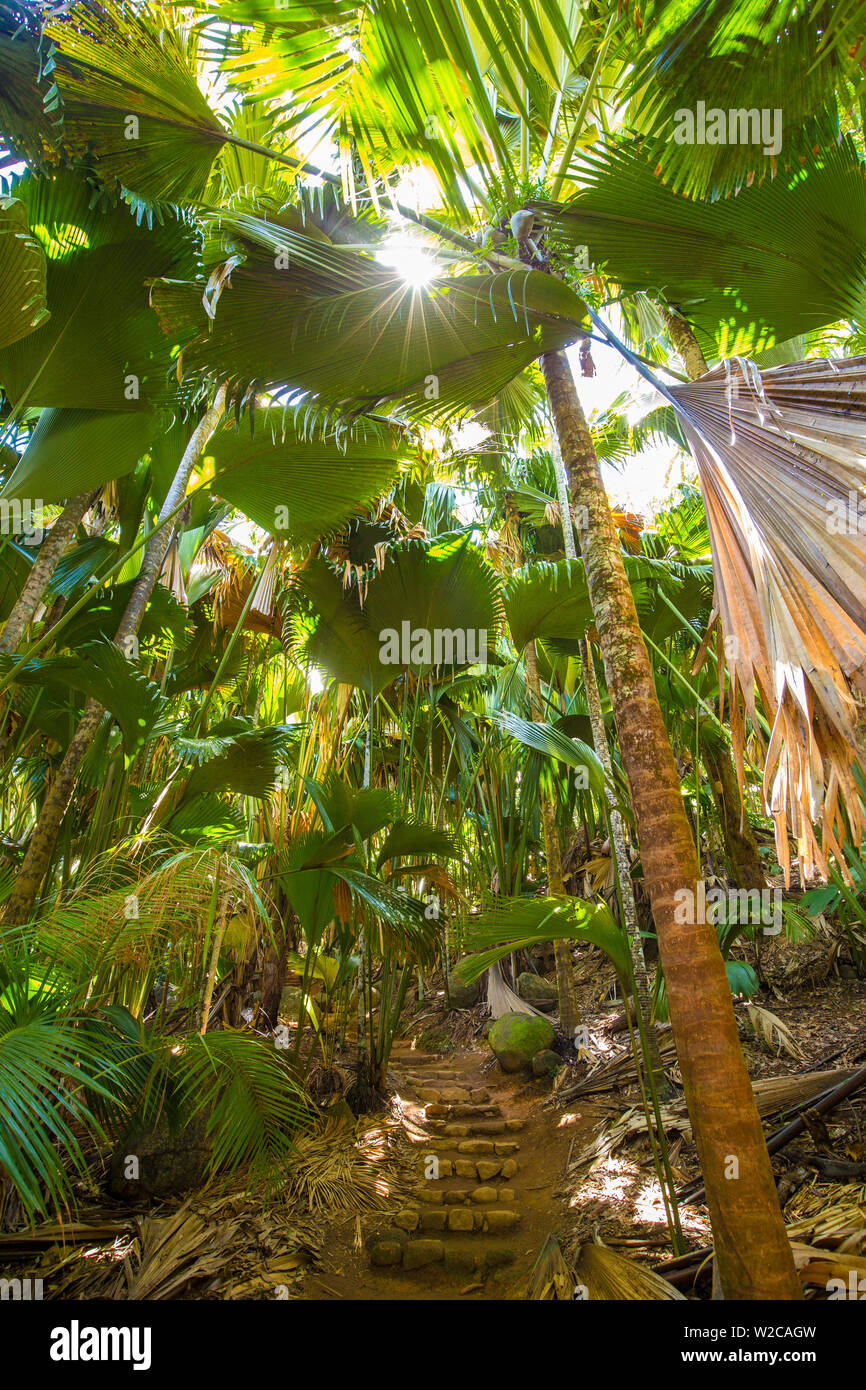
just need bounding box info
[703,736,768,892]
[3,387,227,925]
[524,637,580,1036]
[0,491,96,654]
[541,347,800,1299]
[551,432,667,1084]
[660,304,709,378]
[260,918,290,1028]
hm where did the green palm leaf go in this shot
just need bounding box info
[625,0,852,198]
[503,558,594,650]
[294,535,503,691]
[455,895,629,983]
[214,0,578,215]
[0,640,165,753]
[180,725,295,801]
[1,407,157,503]
[0,171,197,409]
[206,412,405,542]
[0,196,49,350]
[175,1031,310,1180]
[496,711,607,801]
[375,819,458,870]
[152,226,588,419]
[540,139,866,357]
[1,2,227,207]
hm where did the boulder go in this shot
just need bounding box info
[369,1240,403,1267]
[488,1012,555,1073]
[531,1048,561,1078]
[108,1109,211,1198]
[403,1239,444,1269]
[527,942,556,973]
[516,972,558,1011]
[446,964,480,1010]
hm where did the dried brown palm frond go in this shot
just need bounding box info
[790,1240,866,1292]
[672,357,866,883]
[749,1068,860,1116]
[568,1067,861,1172]
[745,1003,807,1060]
[65,1189,322,1301]
[574,1238,686,1299]
[281,1115,408,1214]
[158,533,187,605]
[484,958,548,1019]
[785,1184,866,1248]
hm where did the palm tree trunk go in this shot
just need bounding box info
[551,431,666,1084]
[3,387,227,925]
[541,347,800,1300]
[0,491,96,655]
[523,637,580,1036]
[703,736,768,892]
[660,304,709,378]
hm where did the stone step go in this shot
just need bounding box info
[415,1155,519,1187]
[393,1075,472,1090]
[428,1118,526,1139]
[397,1203,520,1234]
[424,1102,501,1120]
[391,1053,444,1065]
[369,1234,517,1275]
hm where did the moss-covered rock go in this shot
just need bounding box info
[488,1012,555,1073]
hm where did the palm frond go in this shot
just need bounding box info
[669,355,866,882]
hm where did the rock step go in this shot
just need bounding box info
[406,1137,521,1157]
[427,1118,525,1137]
[415,1155,519,1185]
[391,1053,444,1066]
[394,1077,478,1092]
[412,1089,494,1106]
[393,1196,520,1229]
[369,1234,517,1274]
[423,1103,501,1119]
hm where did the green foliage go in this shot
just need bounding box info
[456,895,629,982]
[541,139,866,356]
[0,170,197,409]
[0,195,48,349]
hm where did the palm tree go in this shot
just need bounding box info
[1,0,864,1298]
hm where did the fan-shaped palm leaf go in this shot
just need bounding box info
[668,355,866,882]
[539,140,866,358]
[455,894,629,983]
[0,170,196,409]
[0,2,228,207]
[0,195,48,350]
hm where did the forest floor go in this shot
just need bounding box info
[4,934,865,1301]
[299,1036,588,1300]
[299,932,866,1301]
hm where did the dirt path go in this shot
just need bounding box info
[301,1039,594,1300]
